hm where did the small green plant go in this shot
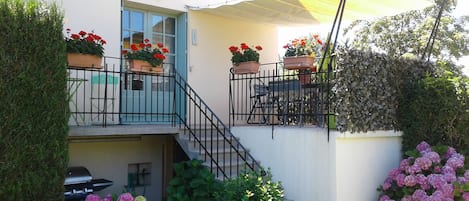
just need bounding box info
[122,38,169,67]
[283,34,323,57]
[65,28,106,57]
[220,168,284,201]
[166,160,222,201]
[228,43,262,65]
[167,160,284,201]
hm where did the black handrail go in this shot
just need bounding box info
[173,69,261,179]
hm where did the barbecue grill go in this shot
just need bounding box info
[64,166,113,201]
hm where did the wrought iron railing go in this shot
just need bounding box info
[229,62,334,128]
[173,71,261,179]
[67,56,260,179]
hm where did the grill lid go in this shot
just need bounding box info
[64,166,92,185]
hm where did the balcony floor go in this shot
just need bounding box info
[69,124,180,138]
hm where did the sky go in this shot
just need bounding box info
[278,0,469,76]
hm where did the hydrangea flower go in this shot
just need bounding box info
[84,193,146,201]
[85,194,101,201]
[378,141,469,201]
[117,193,134,201]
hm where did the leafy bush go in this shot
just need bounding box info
[221,169,284,201]
[334,47,431,132]
[378,141,469,201]
[166,160,222,201]
[167,160,284,201]
[0,0,69,200]
[397,76,469,157]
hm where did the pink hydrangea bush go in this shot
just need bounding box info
[378,141,469,201]
[85,193,146,201]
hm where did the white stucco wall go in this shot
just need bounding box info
[232,126,332,201]
[232,127,403,201]
[56,0,121,58]
[334,131,402,201]
[68,135,171,201]
[187,11,279,122]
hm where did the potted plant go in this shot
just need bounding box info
[282,34,323,70]
[228,43,262,74]
[65,29,106,69]
[122,38,169,75]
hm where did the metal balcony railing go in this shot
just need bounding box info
[229,62,334,128]
[67,56,260,179]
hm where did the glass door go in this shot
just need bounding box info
[121,8,177,124]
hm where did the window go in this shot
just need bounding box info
[122,8,176,91]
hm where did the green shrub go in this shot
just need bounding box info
[167,160,285,201]
[167,160,222,201]
[397,76,469,156]
[0,0,68,200]
[221,169,284,201]
[334,47,431,132]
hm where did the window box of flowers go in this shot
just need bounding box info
[282,34,323,71]
[122,39,168,75]
[66,29,106,69]
[229,43,262,74]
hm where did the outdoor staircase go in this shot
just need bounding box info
[173,72,260,180]
[175,128,255,180]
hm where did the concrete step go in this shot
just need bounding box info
[176,128,256,180]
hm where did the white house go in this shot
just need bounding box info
[57,0,431,200]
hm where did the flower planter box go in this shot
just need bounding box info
[298,73,311,85]
[233,61,260,74]
[129,60,163,75]
[283,56,315,70]
[67,53,103,69]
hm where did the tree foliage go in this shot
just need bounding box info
[343,0,469,75]
[342,0,469,152]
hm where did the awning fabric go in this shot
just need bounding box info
[187,0,433,25]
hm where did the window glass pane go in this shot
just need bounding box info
[123,31,131,49]
[131,11,144,31]
[166,55,175,65]
[151,34,163,46]
[165,17,175,35]
[131,31,143,44]
[151,15,163,33]
[165,37,175,54]
[123,10,130,29]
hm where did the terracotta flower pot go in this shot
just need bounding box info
[233,61,260,74]
[129,60,163,75]
[67,53,103,69]
[283,55,315,70]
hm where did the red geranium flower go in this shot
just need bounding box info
[123,38,169,67]
[228,42,262,65]
[65,29,106,57]
[71,34,80,40]
[229,46,239,53]
[130,44,138,51]
[240,43,249,50]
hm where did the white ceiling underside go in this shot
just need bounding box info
[186,0,433,26]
